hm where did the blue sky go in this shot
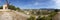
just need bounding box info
[0,0,60,9]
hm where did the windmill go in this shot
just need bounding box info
[3,0,10,10]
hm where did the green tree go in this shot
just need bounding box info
[54,9,58,12]
[0,6,3,9]
[8,5,16,10]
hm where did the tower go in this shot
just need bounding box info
[3,0,9,10]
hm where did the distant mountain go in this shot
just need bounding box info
[22,8,60,11]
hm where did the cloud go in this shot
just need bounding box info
[8,0,57,9]
[17,0,56,9]
[53,0,60,9]
[34,2,39,5]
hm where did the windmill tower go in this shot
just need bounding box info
[3,0,9,10]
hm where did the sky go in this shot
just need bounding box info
[0,0,60,9]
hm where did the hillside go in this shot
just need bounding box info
[0,10,30,20]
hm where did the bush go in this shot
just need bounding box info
[37,16,46,20]
[27,16,36,20]
[37,16,52,20]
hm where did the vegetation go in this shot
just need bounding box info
[27,9,58,20]
[54,9,58,12]
[36,16,52,20]
[27,15,36,20]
